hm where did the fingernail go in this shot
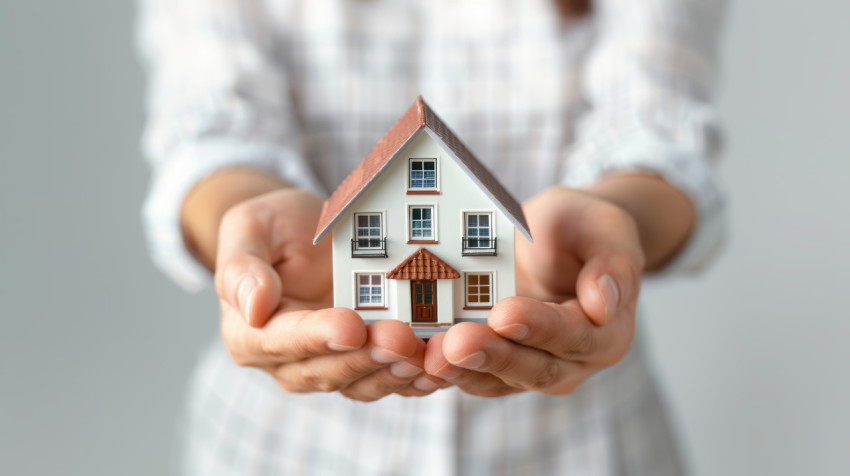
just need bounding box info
[454,351,486,369]
[370,347,406,363]
[328,342,359,352]
[436,363,463,380]
[495,324,528,340]
[597,274,620,324]
[413,376,440,392]
[390,361,423,378]
[236,275,258,322]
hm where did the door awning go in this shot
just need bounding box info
[386,248,460,280]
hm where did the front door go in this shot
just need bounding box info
[411,280,437,323]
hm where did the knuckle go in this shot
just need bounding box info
[568,327,597,357]
[303,375,344,393]
[257,334,286,359]
[274,376,310,394]
[223,200,265,228]
[526,359,561,390]
[336,355,376,381]
[488,354,519,377]
[372,371,407,394]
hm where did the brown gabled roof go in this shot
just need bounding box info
[386,248,460,280]
[313,96,532,244]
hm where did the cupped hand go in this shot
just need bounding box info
[214,188,446,401]
[425,186,645,396]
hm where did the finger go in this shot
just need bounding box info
[272,320,421,393]
[215,203,282,327]
[487,296,611,362]
[221,306,367,367]
[424,330,520,397]
[441,322,584,394]
[338,340,429,402]
[398,374,452,397]
[575,251,641,326]
[571,204,644,326]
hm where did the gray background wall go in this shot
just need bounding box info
[1,1,847,475]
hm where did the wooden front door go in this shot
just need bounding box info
[411,280,437,323]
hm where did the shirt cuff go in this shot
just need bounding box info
[142,139,326,292]
[562,137,726,274]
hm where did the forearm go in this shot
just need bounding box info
[587,173,695,272]
[181,168,290,271]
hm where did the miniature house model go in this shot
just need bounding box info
[313,97,532,337]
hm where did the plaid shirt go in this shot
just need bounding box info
[138,0,725,474]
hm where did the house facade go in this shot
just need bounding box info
[314,97,531,337]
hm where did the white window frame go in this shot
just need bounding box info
[407,204,438,242]
[353,212,384,250]
[407,158,439,191]
[464,272,495,307]
[462,211,495,249]
[355,273,386,308]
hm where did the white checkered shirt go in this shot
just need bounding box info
[138,0,726,474]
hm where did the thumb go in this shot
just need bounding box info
[214,208,283,327]
[216,255,282,327]
[575,252,642,326]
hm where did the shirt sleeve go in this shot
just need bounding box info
[561,0,727,273]
[137,0,325,291]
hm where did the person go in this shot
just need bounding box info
[138,0,726,474]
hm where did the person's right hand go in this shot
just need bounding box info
[214,187,446,401]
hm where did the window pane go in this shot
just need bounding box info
[468,275,478,285]
[359,276,369,285]
[371,275,381,285]
[424,161,435,170]
[480,275,489,285]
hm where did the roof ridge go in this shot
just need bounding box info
[416,95,426,127]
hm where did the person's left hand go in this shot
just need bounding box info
[424,186,645,396]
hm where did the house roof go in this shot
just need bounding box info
[312,96,532,244]
[386,248,460,280]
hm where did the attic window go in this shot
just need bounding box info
[408,158,439,193]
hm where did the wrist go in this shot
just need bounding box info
[585,172,695,271]
[181,168,290,270]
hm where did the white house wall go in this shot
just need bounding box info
[331,130,517,324]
